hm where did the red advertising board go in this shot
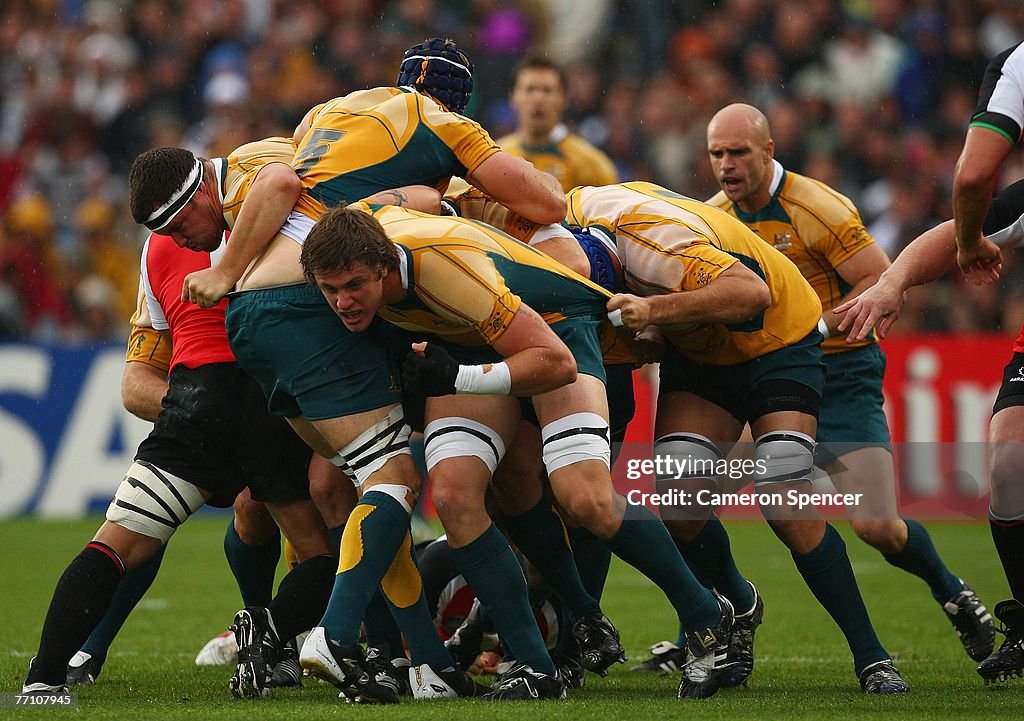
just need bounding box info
[617,335,1013,519]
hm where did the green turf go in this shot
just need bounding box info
[0,517,1018,719]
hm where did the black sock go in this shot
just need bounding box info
[266,554,336,642]
[991,518,1024,601]
[29,543,126,685]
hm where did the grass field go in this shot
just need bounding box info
[0,516,1019,719]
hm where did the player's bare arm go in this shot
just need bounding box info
[468,152,566,225]
[361,185,442,214]
[406,304,577,398]
[953,127,1010,276]
[182,162,301,308]
[607,263,770,332]
[823,243,891,336]
[835,221,961,341]
[122,360,169,423]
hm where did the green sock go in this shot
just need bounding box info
[81,545,166,662]
[793,524,888,675]
[320,491,410,646]
[883,518,963,602]
[364,589,406,660]
[224,518,280,607]
[670,517,753,645]
[381,537,455,670]
[568,525,612,602]
[450,523,556,675]
[503,498,600,620]
[606,503,721,630]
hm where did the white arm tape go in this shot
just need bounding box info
[455,361,512,395]
[816,315,830,339]
[607,309,624,327]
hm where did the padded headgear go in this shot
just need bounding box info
[396,38,474,114]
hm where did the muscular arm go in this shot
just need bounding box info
[122,357,169,422]
[953,127,1014,250]
[607,263,771,331]
[489,303,578,395]
[467,152,566,225]
[182,162,302,307]
[361,186,442,214]
[823,243,890,335]
[834,222,958,341]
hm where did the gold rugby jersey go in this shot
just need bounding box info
[219,137,321,226]
[294,87,500,214]
[566,182,822,365]
[498,125,618,192]
[351,202,636,364]
[708,163,878,354]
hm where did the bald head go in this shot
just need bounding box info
[707,103,775,212]
[708,103,771,146]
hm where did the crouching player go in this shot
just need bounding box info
[21,230,338,698]
[299,203,736,700]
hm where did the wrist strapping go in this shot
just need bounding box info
[455,362,512,395]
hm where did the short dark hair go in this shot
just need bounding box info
[128,148,198,224]
[301,206,400,285]
[513,55,566,91]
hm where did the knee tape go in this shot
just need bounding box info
[366,483,415,515]
[424,417,505,473]
[332,406,412,488]
[106,461,206,543]
[541,412,610,474]
[653,432,723,484]
[753,431,815,487]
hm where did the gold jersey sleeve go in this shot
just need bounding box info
[497,128,618,192]
[218,137,322,227]
[567,182,822,365]
[125,287,170,372]
[708,168,878,354]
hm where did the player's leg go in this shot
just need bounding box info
[489,417,616,682]
[819,344,992,661]
[750,404,905,693]
[644,389,759,683]
[533,374,733,699]
[823,447,994,661]
[425,392,566,700]
[24,475,209,693]
[978,399,1024,682]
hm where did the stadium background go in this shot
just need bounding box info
[1,0,1019,518]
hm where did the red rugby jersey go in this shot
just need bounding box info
[140,233,235,371]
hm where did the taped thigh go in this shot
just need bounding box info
[424,417,505,474]
[106,460,206,543]
[753,430,815,488]
[332,406,412,487]
[541,412,610,474]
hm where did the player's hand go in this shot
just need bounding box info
[834,278,905,342]
[633,324,666,363]
[403,342,460,396]
[956,236,1003,285]
[181,267,235,308]
[607,294,652,333]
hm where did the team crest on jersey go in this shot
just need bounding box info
[772,232,792,251]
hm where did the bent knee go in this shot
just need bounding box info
[850,518,905,553]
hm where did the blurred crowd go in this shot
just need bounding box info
[1,0,1023,342]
